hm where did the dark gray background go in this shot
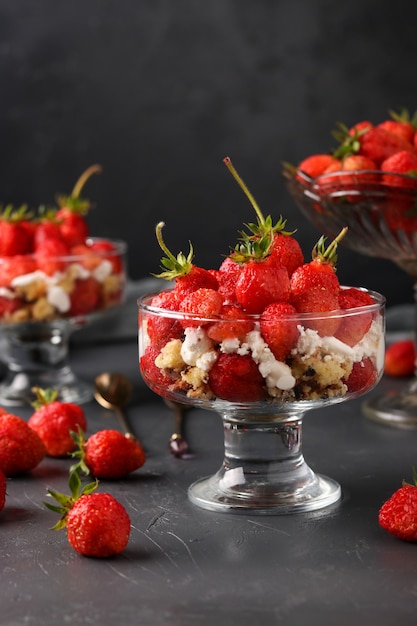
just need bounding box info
[0,0,415,306]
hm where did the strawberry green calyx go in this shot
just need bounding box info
[389,107,417,129]
[31,387,59,409]
[312,227,348,268]
[44,470,98,530]
[56,164,102,214]
[331,123,369,160]
[0,204,32,223]
[153,221,194,280]
[69,428,90,477]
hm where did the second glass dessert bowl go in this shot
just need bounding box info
[138,289,385,515]
[0,238,127,406]
[285,169,417,428]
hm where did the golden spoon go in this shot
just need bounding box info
[94,372,137,440]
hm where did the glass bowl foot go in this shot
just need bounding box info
[188,470,341,515]
[363,381,417,428]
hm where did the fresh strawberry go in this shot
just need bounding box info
[0,295,25,318]
[0,412,46,475]
[69,277,101,316]
[89,239,124,274]
[33,208,65,249]
[55,164,101,247]
[45,471,131,557]
[35,237,71,275]
[154,221,218,297]
[208,353,266,402]
[378,108,417,144]
[0,205,33,256]
[260,302,300,362]
[296,154,340,179]
[217,256,241,304]
[334,287,375,346]
[140,345,175,393]
[290,229,346,336]
[178,287,223,326]
[70,429,146,480]
[0,254,37,287]
[381,150,417,188]
[378,470,417,542]
[28,388,87,457]
[385,340,416,377]
[146,289,183,349]
[267,230,304,277]
[207,304,254,342]
[343,357,378,393]
[0,468,6,511]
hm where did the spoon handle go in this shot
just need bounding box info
[114,406,136,441]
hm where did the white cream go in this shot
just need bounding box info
[181,327,214,366]
[47,285,71,313]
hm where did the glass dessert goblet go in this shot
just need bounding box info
[138,289,385,514]
[0,238,127,406]
[285,169,417,428]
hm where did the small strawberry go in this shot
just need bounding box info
[140,344,175,393]
[28,388,87,457]
[0,254,37,288]
[145,290,183,350]
[153,221,218,297]
[56,164,102,247]
[234,259,290,314]
[0,411,46,475]
[378,469,417,542]
[208,353,267,402]
[381,150,417,188]
[343,357,378,393]
[378,108,417,144]
[206,304,254,342]
[35,237,71,275]
[33,207,65,249]
[334,287,375,346]
[289,229,347,336]
[70,429,146,480]
[69,277,101,316]
[0,204,33,256]
[296,154,340,179]
[178,287,223,326]
[89,239,124,274]
[217,256,241,304]
[385,340,416,377]
[260,302,300,362]
[0,468,6,511]
[45,471,131,557]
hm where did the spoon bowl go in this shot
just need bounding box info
[94,372,136,440]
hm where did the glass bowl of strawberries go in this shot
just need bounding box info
[284,111,417,428]
[138,160,386,514]
[0,166,127,406]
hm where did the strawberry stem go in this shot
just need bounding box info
[223,157,266,226]
[71,164,102,198]
[313,227,348,266]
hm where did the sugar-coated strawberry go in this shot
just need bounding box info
[378,471,417,542]
[343,357,378,393]
[69,277,101,316]
[290,230,346,336]
[0,412,46,475]
[381,150,417,188]
[260,302,300,362]
[334,287,375,346]
[207,304,254,342]
[385,340,416,377]
[0,205,33,256]
[45,471,131,557]
[208,353,266,402]
[0,468,6,511]
[71,429,146,480]
[178,287,223,325]
[28,388,87,457]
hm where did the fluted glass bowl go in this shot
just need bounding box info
[138,289,385,514]
[0,238,127,405]
[285,169,417,427]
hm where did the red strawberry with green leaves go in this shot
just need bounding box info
[0,204,33,256]
[208,352,266,402]
[33,207,66,249]
[70,429,146,480]
[69,276,101,316]
[334,287,375,346]
[0,468,6,511]
[154,221,218,297]
[45,471,131,557]
[335,122,414,167]
[385,340,416,377]
[378,469,417,542]
[0,411,46,475]
[260,302,300,362]
[381,150,417,188]
[179,287,223,326]
[378,108,417,144]
[289,228,347,336]
[343,357,378,393]
[28,388,87,457]
[56,164,102,247]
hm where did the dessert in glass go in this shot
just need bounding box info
[138,159,385,514]
[0,166,127,406]
[285,129,417,428]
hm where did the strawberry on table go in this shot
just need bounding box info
[28,388,87,457]
[70,429,146,480]
[45,471,131,557]
[385,340,416,377]
[378,470,417,542]
[0,411,46,476]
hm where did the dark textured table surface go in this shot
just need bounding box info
[1,337,417,626]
